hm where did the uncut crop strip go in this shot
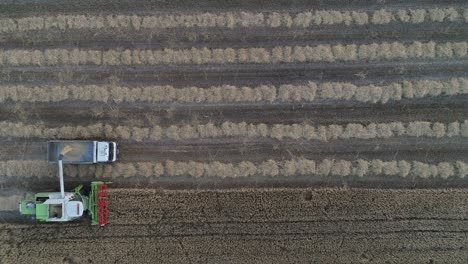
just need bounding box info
[0,8,466,33]
[1,120,467,142]
[0,41,467,66]
[2,78,468,104]
[1,159,467,179]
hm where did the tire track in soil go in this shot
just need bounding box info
[3,23,468,50]
[1,97,467,126]
[2,137,468,163]
[2,60,467,86]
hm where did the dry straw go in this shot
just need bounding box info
[0,8,465,32]
[1,159,467,179]
[1,41,466,66]
[1,120,467,142]
[2,78,467,104]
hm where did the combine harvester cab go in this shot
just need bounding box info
[19,140,117,226]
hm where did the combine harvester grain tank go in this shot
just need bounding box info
[19,140,117,226]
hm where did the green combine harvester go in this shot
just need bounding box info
[19,141,117,226]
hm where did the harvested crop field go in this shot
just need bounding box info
[1,0,468,262]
